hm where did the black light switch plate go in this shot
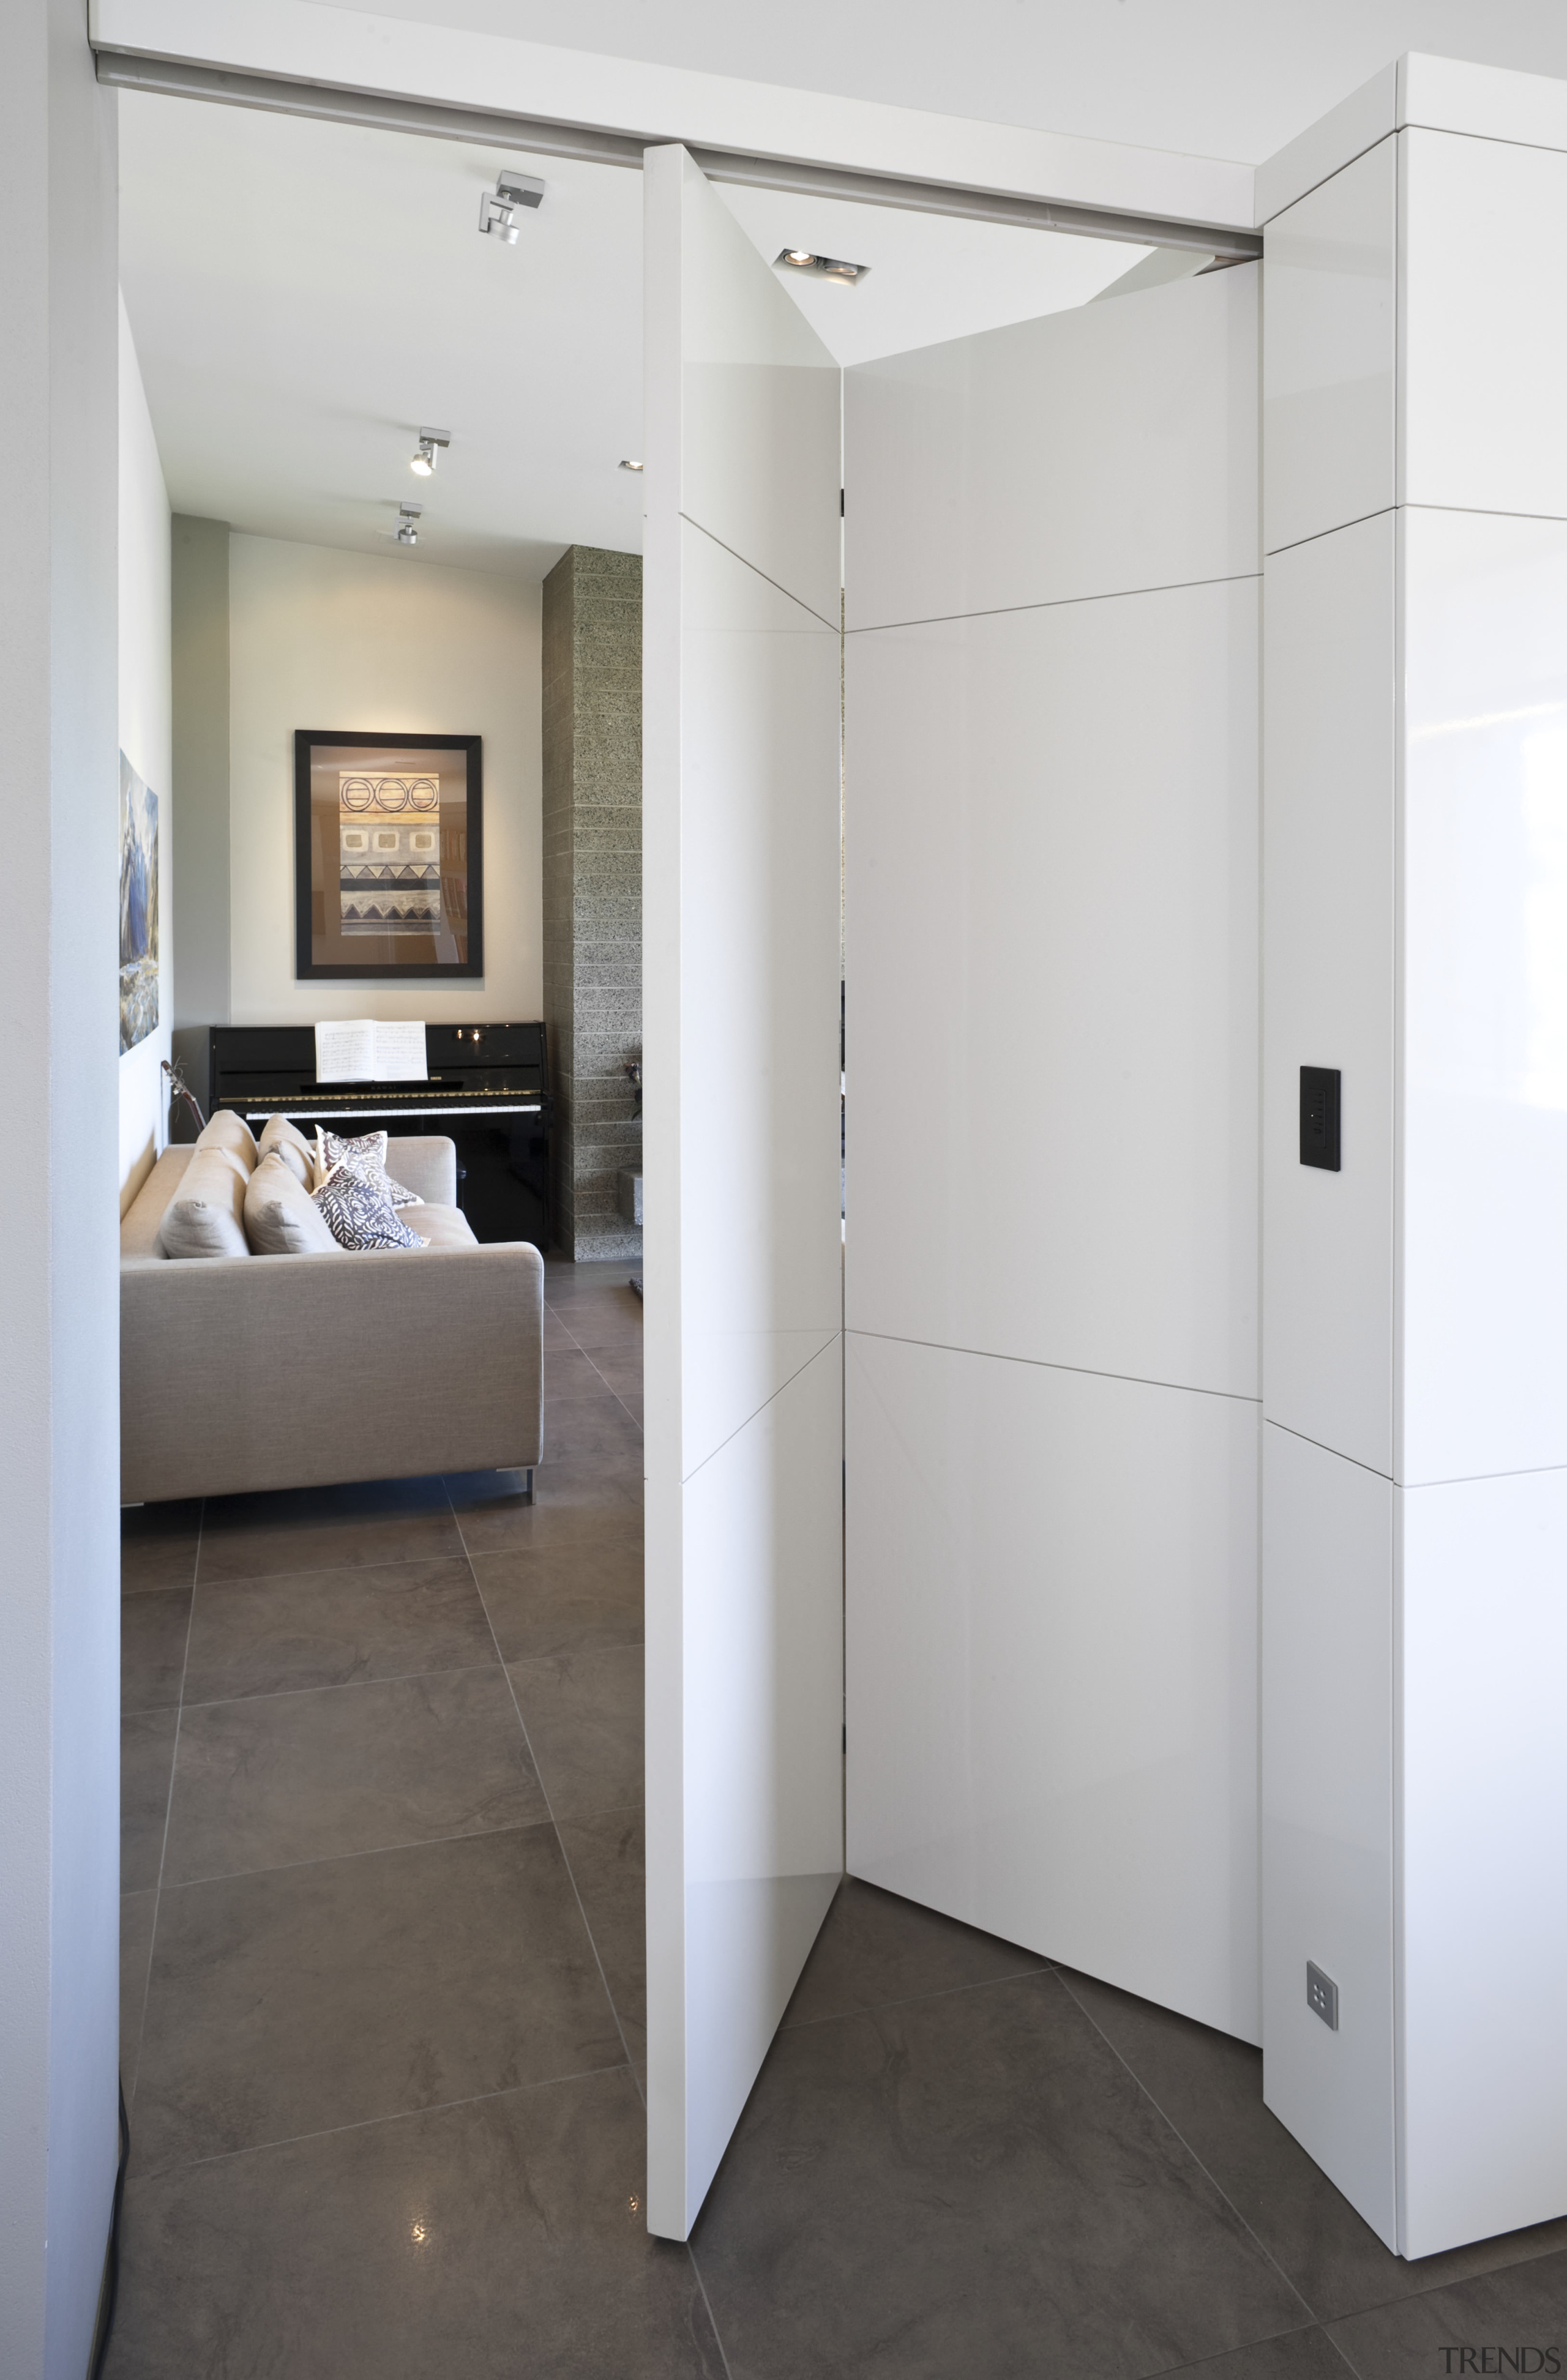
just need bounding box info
[1300,1066,1341,1171]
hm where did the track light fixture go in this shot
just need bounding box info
[479,171,545,242]
[774,247,869,285]
[396,503,422,547]
[411,427,451,477]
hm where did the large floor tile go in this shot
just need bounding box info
[534,1448,644,1505]
[122,1709,179,1894]
[448,1469,643,1556]
[182,1556,497,1704]
[196,1477,463,1585]
[1163,2333,1350,2379]
[558,1808,646,2057]
[106,2071,720,2380]
[691,1972,1308,2380]
[163,1669,547,1883]
[121,1891,156,2102]
[121,1589,191,1714]
[508,1644,644,1818]
[582,1350,643,1404]
[121,1501,201,1595]
[545,1347,620,1405]
[1058,1965,1567,2322]
[784,1877,1047,2029]
[561,1315,647,1359]
[1328,2246,1567,2376]
[474,1537,643,1662]
[132,1827,624,2173]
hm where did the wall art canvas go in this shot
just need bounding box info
[119,750,160,1053]
[295,732,483,980]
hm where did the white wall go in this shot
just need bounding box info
[118,291,172,1212]
[844,264,1263,2046]
[227,534,542,1025]
[0,6,121,2371]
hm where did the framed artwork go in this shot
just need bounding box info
[119,750,160,1052]
[294,731,484,980]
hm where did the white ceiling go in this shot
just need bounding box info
[318,0,1567,168]
[118,88,1147,577]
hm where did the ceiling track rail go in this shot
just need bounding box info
[94,49,1262,263]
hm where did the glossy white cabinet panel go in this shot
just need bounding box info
[1260,1423,1396,2250]
[846,1333,1260,2043]
[1402,507,1567,1483]
[662,144,842,628]
[649,1344,844,2240]
[1402,129,1567,521]
[1401,52,1567,172]
[844,263,1257,632]
[1262,517,1396,1474]
[643,144,843,2242]
[673,517,843,1476]
[1400,1466,1567,2255]
[1262,139,1395,557]
[1254,62,1397,226]
[845,576,1258,1400]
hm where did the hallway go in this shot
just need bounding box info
[111,1266,1567,2377]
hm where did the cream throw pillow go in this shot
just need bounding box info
[256,1114,315,1188]
[195,1110,258,1174]
[157,1147,251,1260]
[244,1150,340,1256]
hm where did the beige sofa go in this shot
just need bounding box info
[120,1128,543,1505]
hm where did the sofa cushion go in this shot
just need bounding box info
[121,1146,195,1261]
[406,1203,479,1252]
[244,1150,340,1256]
[313,1167,429,1251]
[196,1110,258,1174]
[256,1114,315,1188]
[157,1146,250,1260]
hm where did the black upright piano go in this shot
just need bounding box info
[193,1023,553,1250]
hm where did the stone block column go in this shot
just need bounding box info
[542,544,643,1261]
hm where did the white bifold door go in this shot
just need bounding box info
[843,269,1262,2042]
[645,142,1263,2236]
[641,144,845,2242]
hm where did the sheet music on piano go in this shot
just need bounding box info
[313,1019,428,1083]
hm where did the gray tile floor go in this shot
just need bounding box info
[110,1263,1567,2378]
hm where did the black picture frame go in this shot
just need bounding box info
[293,729,484,981]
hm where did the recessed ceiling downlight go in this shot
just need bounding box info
[619,459,644,472]
[775,248,869,285]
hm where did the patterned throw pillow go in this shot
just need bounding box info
[313,1127,422,1206]
[311,1166,429,1252]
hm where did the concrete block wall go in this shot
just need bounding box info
[542,543,643,1261]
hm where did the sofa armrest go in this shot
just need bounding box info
[121,1240,542,1504]
[385,1135,457,1206]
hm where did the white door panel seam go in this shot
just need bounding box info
[1265,506,1396,561]
[1403,498,1567,528]
[845,1326,1260,1409]
[846,567,1261,638]
[1263,1415,1394,1484]
[680,1332,844,1488]
[679,512,840,635]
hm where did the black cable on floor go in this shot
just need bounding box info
[88,2079,130,2380]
